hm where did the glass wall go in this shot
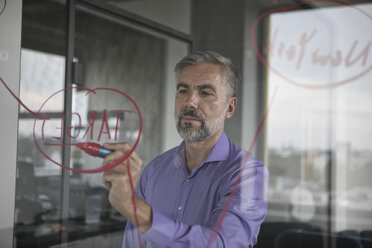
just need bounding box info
[14,0,190,247]
[263,2,372,248]
[15,1,66,247]
[13,1,371,247]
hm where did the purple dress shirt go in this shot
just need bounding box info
[123,132,269,248]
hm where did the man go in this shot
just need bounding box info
[102,51,268,247]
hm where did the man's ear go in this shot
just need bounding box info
[225,97,237,119]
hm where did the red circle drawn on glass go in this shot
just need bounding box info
[32,86,143,174]
[250,0,372,89]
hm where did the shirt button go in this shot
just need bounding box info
[185,179,190,182]
[177,206,183,211]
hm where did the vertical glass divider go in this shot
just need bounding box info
[60,0,75,245]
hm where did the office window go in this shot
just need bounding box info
[18,48,65,176]
[265,2,372,236]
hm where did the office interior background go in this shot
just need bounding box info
[0,0,372,247]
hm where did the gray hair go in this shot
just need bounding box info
[174,51,239,97]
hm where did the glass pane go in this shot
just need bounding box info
[15,0,66,247]
[63,3,189,245]
[20,48,65,113]
[15,1,190,247]
[265,1,372,237]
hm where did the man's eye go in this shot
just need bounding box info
[178,89,187,94]
[201,91,212,96]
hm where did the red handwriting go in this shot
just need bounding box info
[210,1,371,247]
[251,0,372,89]
[1,76,143,174]
[33,86,143,174]
[43,143,78,146]
[0,76,38,116]
[207,86,279,247]
[127,159,145,248]
[40,110,132,143]
[1,77,143,245]
[0,0,6,16]
[266,28,371,70]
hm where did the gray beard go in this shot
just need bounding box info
[175,107,227,143]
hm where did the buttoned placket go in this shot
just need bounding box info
[173,175,194,221]
[144,240,153,248]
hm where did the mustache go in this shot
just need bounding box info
[178,109,205,123]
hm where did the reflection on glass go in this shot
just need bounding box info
[19,119,63,176]
[66,4,169,229]
[20,48,65,113]
[15,0,189,247]
[14,1,66,247]
[266,2,372,237]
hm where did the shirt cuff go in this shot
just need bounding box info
[142,208,175,247]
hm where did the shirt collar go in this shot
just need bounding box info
[173,131,230,169]
[204,131,230,163]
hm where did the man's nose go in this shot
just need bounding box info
[185,91,199,109]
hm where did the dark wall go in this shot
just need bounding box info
[191,0,246,146]
[75,9,166,165]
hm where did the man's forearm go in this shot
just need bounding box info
[120,197,153,233]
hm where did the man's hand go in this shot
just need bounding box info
[101,143,152,232]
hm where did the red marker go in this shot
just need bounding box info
[76,142,114,158]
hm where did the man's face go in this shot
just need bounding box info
[174,63,236,143]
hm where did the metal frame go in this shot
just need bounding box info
[60,0,75,244]
[58,0,194,245]
[76,0,193,52]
